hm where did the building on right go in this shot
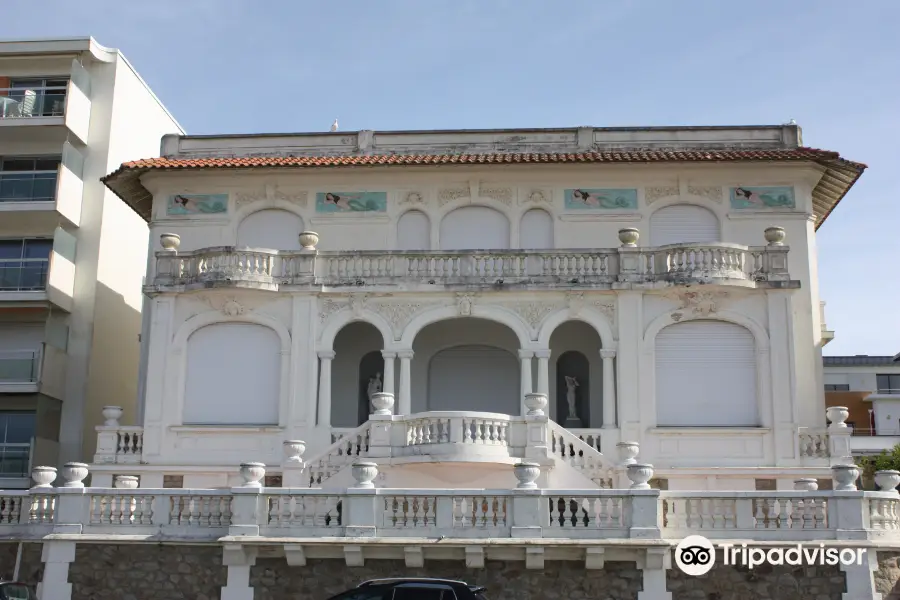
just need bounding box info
[824,353,900,455]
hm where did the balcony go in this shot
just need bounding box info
[150,236,794,294]
[0,231,76,310]
[0,350,40,394]
[0,145,86,228]
[0,67,91,145]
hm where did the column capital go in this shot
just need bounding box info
[534,349,552,359]
[518,349,535,359]
[317,350,336,360]
[599,349,617,359]
[397,350,415,360]
[381,350,398,359]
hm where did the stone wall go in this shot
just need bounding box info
[667,562,845,599]
[876,551,900,599]
[0,542,43,586]
[249,559,644,600]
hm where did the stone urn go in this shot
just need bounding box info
[239,462,266,488]
[114,475,139,489]
[351,462,378,489]
[283,440,306,464]
[627,463,654,490]
[101,405,123,427]
[513,462,541,489]
[826,406,849,428]
[764,226,786,246]
[31,466,56,489]
[299,231,320,250]
[831,464,860,491]
[616,441,640,466]
[370,392,395,416]
[160,233,181,251]
[618,228,640,247]
[793,478,819,491]
[875,470,900,493]
[524,393,548,417]
[60,462,89,488]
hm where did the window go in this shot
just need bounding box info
[825,384,850,391]
[877,375,900,394]
[163,475,184,488]
[392,587,453,600]
[8,78,68,117]
[0,413,35,477]
[0,157,60,202]
[0,239,52,291]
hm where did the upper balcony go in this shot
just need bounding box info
[0,231,76,311]
[147,227,796,294]
[0,145,85,229]
[0,65,92,145]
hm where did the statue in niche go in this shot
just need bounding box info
[564,376,580,422]
[367,373,382,400]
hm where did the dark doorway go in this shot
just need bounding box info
[556,351,590,427]
[358,351,385,425]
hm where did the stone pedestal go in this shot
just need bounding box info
[564,417,583,429]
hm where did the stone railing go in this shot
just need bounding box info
[797,405,854,465]
[148,227,793,291]
[8,460,900,543]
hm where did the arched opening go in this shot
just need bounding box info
[520,209,553,249]
[331,322,384,427]
[655,320,758,427]
[548,321,603,427]
[184,323,280,425]
[649,204,720,246]
[439,206,510,249]
[358,351,385,425]
[237,209,305,250]
[397,210,431,250]
[413,318,520,414]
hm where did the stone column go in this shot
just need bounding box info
[38,541,76,600]
[637,547,672,600]
[316,350,335,428]
[600,348,617,429]
[518,350,534,416]
[535,349,551,396]
[381,350,396,398]
[398,350,414,415]
[221,543,258,600]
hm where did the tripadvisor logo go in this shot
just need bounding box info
[675,535,867,576]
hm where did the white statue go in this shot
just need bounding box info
[367,373,382,399]
[564,376,579,420]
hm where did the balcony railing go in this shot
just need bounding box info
[0,351,39,383]
[152,242,791,291]
[0,87,67,119]
[0,259,49,291]
[0,171,57,203]
[0,444,30,477]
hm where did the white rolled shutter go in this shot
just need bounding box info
[650,205,719,246]
[655,320,758,426]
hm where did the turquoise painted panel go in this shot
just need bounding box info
[730,186,795,209]
[316,191,387,213]
[564,189,637,210]
[167,194,228,215]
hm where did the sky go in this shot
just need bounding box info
[3,0,898,356]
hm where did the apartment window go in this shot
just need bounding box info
[0,157,60,202]
[0,412,35,477]
[877,375,900,394]
[0,239,52,291]
[8,78,68,117]
[825,384,850,391]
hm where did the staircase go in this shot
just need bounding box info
[303,411,618,489]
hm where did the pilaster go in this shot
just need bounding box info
[617,291,642,443]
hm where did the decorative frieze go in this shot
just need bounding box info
[438,187,469,206]
[687,185,723,204]
[665,290,730,317]
[370,301,437,339]
[318,298,347,323]
[501,301,559,328]
[479,185,513,206]
[399,191,425,206]
[643,186,679,205]
[235,183,309,210]
[520,189,551,206]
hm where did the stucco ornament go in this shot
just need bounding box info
[520,189,550,206]
[235,183,308,209]
[348,293,369,316]
[566,292,585,316]
[318,297,347,323]
[222,299,244,316]
[666,290,729,317]
[370,301,434,339]
[500,301,558,329]
[438,187,469,206]
[195,294,256,316]
[643,186,679,205]
[479,185,513,206]
[401,191,425,206]
[456,293,476,316]
[687,185,723,203]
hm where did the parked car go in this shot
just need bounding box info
[326,578,488,600]
[0,582,35,600]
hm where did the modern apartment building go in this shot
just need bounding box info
[824,353,900,455]
[0,37,182,485]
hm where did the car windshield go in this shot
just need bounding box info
[1,584,35,600]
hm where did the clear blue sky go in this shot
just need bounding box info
[4,0,898,356]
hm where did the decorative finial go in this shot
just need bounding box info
[331,118,339,132]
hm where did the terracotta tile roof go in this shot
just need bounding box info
[102,147,866,228]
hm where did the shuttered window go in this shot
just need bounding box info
[655,320,758,426]
[649,204,719,246]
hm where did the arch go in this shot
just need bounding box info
[183,322,281,424]
[537,308,615,348]
[317,309,394,352]
[519,208,553,249]
[399,304,531,349]
[397,209,431,250]
[171,310,292,427]
[231,200,307,244]
[439,205,510,249]
[643,308,769,351]
[236,208,305,250]
[649,203,721,246]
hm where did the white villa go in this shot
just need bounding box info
[91,123,865,493]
